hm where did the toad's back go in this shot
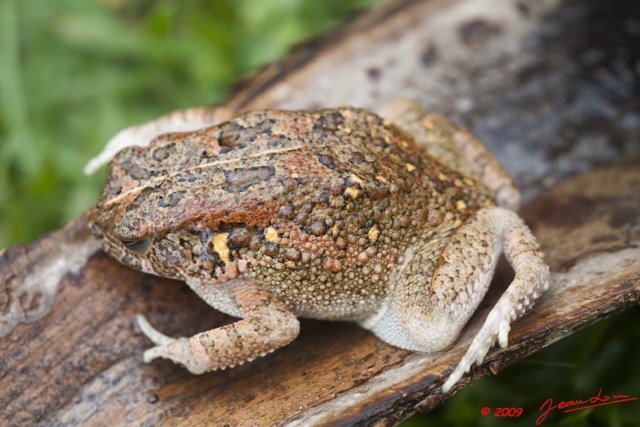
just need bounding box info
[92,107,495,319]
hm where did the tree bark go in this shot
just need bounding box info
[2,0,639,425]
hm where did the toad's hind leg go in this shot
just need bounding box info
[439,208,549,392]
[137,282,299,373]
[366,207,549,392]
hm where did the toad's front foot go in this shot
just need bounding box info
[135,283,301,373]
[136,314,208,374]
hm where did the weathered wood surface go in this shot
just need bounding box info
[2,0,639,425]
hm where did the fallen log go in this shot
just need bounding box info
[1,0,639,425]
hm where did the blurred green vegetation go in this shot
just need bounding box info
[0,0,383,248]
[1,2,637,427]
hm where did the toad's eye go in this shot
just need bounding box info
[121,238,151,253]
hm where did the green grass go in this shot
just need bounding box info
[0,0,383,248]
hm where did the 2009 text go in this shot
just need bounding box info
[495,407,523,417]
[479,407,523,417]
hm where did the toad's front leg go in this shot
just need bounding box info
[137,282,300,373]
